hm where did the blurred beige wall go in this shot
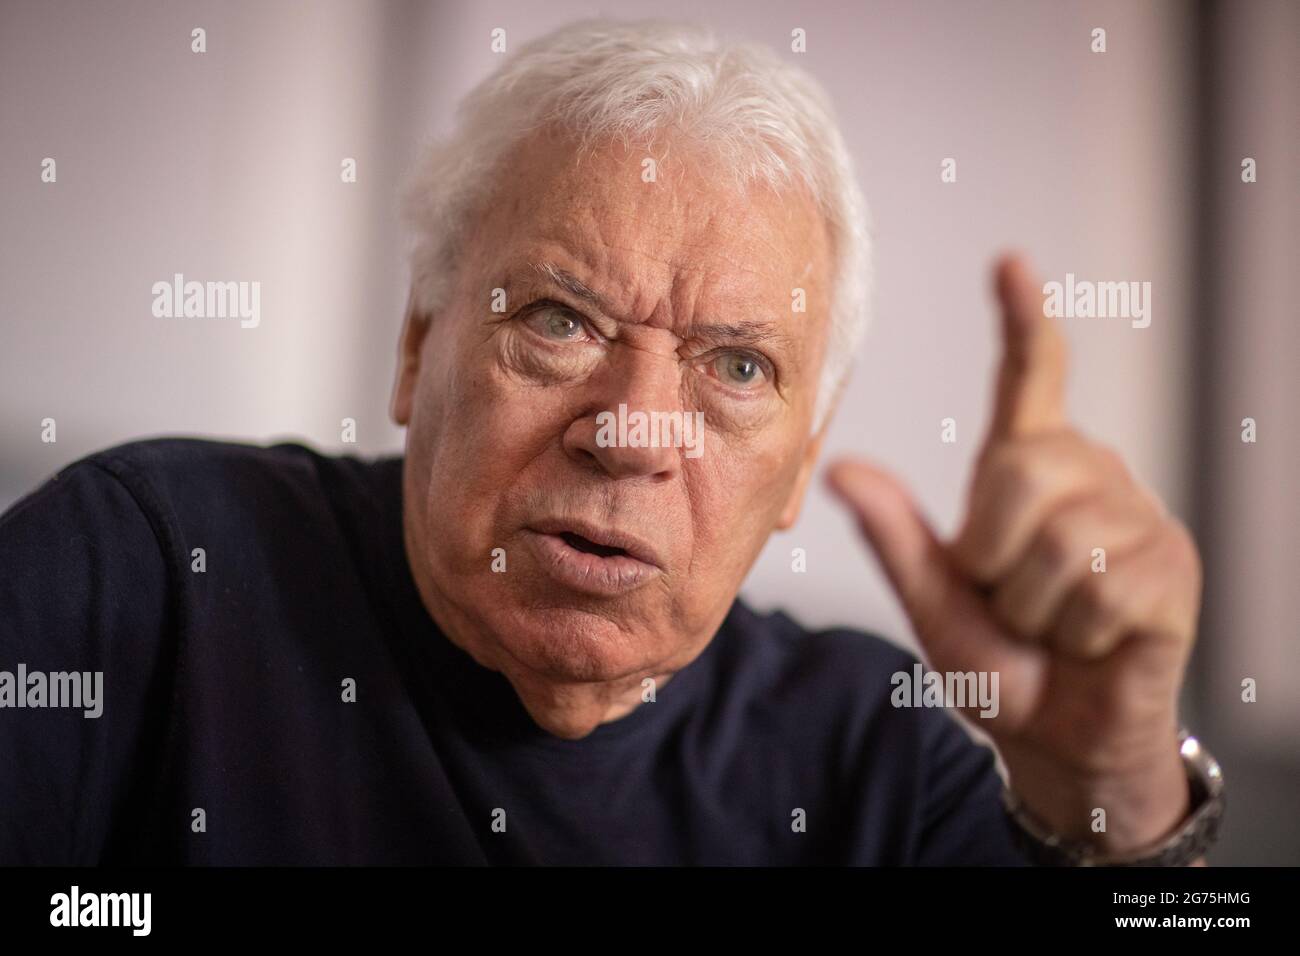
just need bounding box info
[1,0,417,482]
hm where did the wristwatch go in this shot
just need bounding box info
[1001,731,1225,867]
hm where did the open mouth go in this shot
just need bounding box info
[524,520,662,596]
[558,531,628,559]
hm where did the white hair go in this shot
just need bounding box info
[401,18,871,428]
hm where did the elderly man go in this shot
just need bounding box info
[0,19,1219,866]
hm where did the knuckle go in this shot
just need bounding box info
[1096,442,1124,472]
[1094,443,1131,484]
[1165,520,1203,588]
[973,442,1015,491]
[996,446,1049,504]
[991,581,1021,626]
[1036,517,1078,577]
[1077,570,1114,619]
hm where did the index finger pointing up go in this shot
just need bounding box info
[986,254,1069,443]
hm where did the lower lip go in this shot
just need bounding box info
[525,531,660,596]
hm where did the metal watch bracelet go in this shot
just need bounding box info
[1001,731,1225,867]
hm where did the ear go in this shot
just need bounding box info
[389,290,432,426]
[776,428,826,530]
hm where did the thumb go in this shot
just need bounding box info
[826,459,1046,729]
[825,459,951,632]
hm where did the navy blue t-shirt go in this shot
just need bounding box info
[0,438,1028,865]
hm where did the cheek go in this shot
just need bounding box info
[407,331,572,544]
[683,439,804,578]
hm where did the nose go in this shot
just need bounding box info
[562,348,684,481]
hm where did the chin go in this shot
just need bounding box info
[490,602,663,683]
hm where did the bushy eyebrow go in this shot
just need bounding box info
[684,320,793,351]
[532,261,606,309]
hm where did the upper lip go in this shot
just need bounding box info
[528,517,664,569]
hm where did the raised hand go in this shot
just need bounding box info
[828,254,1202,855]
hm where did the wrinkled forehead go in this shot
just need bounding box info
[464,128,834,336]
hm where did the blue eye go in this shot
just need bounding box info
[713,353,768,388]
[525,305,590,342]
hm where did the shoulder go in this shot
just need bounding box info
[2,436,401,584]
[4,437,328,520]
[83,435,335,505]
[46,436,395,537]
